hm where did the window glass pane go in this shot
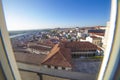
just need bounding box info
[2,0,111,80]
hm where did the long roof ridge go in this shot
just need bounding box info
[42,44,60,64]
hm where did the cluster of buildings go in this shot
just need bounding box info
[81,29,105,47]
[9,25,109,80]
[41,41,103,71]
[11,26,106,49]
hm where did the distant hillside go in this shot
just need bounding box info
[9,29,51,36]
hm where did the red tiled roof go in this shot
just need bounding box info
[41,44,72,67]
[42,44,59,62]
[42,41,102,68]
[62,41,98,52]
[94,33,105,36]
[90,36,100,39]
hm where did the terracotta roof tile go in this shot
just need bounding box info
[90,36,100,39]
[42,41,102,68]
[42,44,60,63]
[62,41,98,52]
[41,44,72,67]
[94,33,105,36]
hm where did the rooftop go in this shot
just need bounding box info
[29,45,51,51]
[15,52,46,65]
[42,44,72,67]
[88,29,105,33]
[62,41,100,52]
[42,41,102,68]
[94,33,105,36]
[90,36,101,39]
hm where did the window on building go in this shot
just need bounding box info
[62,67,65,70]
[47,65,51,68]
[54,66,57,69]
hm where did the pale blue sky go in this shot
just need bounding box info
[2,0,111,31]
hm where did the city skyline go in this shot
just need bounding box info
[2,0,110,31]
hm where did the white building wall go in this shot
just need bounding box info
[27,48,32,52]
[43,65,72,71]
[65,67,72,71]
[77,32,81,38]
[93,35,104,43]
[43,65,47,68]
[86,36,93,43]
[51,66,54,69]
[58,67,62,70]
[84,29,88,34]
[33,49,40,54]
[80,39,87,42]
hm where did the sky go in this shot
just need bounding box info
[2,0,111,31]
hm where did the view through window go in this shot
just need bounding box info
[2,0,111,80]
